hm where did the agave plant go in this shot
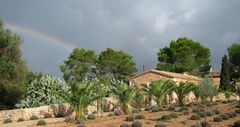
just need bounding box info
[149,79,176,106]
[174,81,196,106]
[62,79,104,120]
[111,79,136,114]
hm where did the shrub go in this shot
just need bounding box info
[132,121,142,127]
[233,120,240,127]
[168,105,175,111]
[30,115,39,120]
[190,114,200,120]
[126,115,135,121]
[220,114,229,120]
[158,107,164,111]
[77,124,86,127]
[135,114,145,119]
[181,110,189,115]
[87,114,96,120]
[180,107,189,111]
[228,112,237,117]
[37,120,46,125]
[206,111,213,116]
[108,112,114,116]
[235,109,240,114]
[201,121,211,127]
[193,107,204,113]
[191,124,202,127]
[197,112,206,118]
[17,118,25,122]
[3,118,13,123]
[151,105,159,112]
[120,123,130,127]
[225,112,234,118]
[180,120,188,125]
[170,113,178,118]
[114,110,122,116]
[145,106,151,111]
[235,104,240,108]
[213,116,223,122]
[161,115,171,121]
[154,123,166,127]
[213,109,220,114]
[16,73,70,108]
[44,113,52,118]
[132,108,140,113]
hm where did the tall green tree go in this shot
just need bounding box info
[219,54,231,90]
[97,48,137,81]
[228,43,240,81]
[157,37,211,76]
[60,48,97,82]
[0,19,28,107]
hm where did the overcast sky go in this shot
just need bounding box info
[0,0,240,77]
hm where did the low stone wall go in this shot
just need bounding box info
[0,103,72,122]
[0,97,118,122]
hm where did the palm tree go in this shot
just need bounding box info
[142,84,153,107]
[111,79,136,114]
[149,79,176,106]
[62,79,104,120]
[174,82,196,106]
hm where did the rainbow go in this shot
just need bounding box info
[5,22,76,50]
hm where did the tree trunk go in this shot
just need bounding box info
[123,103,130,114]
[75,108,84,120]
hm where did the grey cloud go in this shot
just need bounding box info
[0,0,240,76]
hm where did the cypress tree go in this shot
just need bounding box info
[219,54,231,90]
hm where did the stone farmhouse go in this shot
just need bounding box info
[129,69,221,104]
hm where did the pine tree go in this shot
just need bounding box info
[0,19,28,107]
[219,54,231,90]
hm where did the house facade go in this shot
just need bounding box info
[129,69,220,104]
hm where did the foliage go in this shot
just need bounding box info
[228,43,240,80]
[190,114,200,120]
[17,118,25,122]
[97,48,137,81]
[62,78,103,120]
[132,120,142,127]
[60,48,97,82]
[120,123,130,127]
[213,116,222,122]
[198,76,217,100]
[87,114,96,120]
[30,115,39,120]
[37,120,46,125]
[3,118,12,123]
[131,108,140,113]
[0,19,28,107]
[114,110,123,116]
[149,79,175,106]
[16,73,70,108]
[156,37,211,76]
[174,81,195,105]
[126,115,135,121]
[155,124,166,127]
[219,54,231,90]
[135,114,145,119]
[170,112,178,118]
[161,115,171,121]
[220,114,229,120]
[111,79,136,114]
[234,120,240,127]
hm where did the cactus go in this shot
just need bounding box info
[16,73,70,108]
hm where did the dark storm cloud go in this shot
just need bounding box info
[0,0,240,76]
